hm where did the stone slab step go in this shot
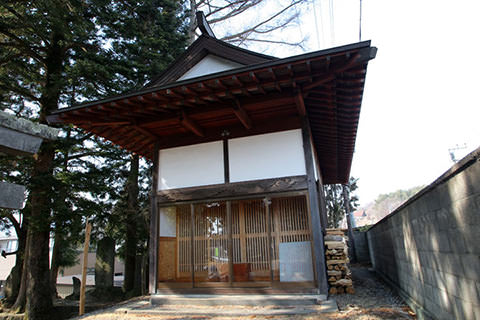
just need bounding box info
[150,294,326,306]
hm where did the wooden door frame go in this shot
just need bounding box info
[155,191,320,291]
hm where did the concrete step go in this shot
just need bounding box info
[150,294,326,306]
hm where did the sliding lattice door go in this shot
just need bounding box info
[158,195,314,287]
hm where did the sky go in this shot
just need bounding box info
[284,0,480,205]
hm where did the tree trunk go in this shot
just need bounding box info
[12,229,30,312]
[5,218,27,305]
[50,150,69,299]
[50,233,61,299]
[26,144,55,319]
[25,31,64,319]
[123,154,139,294]
[342,184,357,263]
[188,0,198,44]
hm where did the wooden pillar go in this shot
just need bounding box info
[227,201,233,285]
[148,143,160,294]
[311,151,328,232]
[190,204,195,286]
[301,117,329,296]
[265,197,274,282]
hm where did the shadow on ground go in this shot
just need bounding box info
[68,264,415,320]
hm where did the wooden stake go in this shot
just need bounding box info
[79,221,92,316]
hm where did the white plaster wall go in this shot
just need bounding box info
[158,141,224,190]
[228,129,306,182]
[178,55,242,81]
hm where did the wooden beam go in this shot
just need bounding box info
[214,79,227,90]
[267,68,281,92]
[89,121,131,127]
[181,85,196,96]
[294,90,307,117]
[180,111,204,137]
[143,116,301,153]
[133,125,159,140]
[286,64,293,76]
[157,175,308,203]
[304,53,362,92]
[303,75,335,91]
[231,75,242,86]
[232,100,253,129]
[138,92,295,128]
[306,60,312,74]
[249,71,265,94]
[166,88,183,99]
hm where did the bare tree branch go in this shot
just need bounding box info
[230,37,304,49]
[205,1,262,24]
[220,1,302,41]
[191,0,307,50]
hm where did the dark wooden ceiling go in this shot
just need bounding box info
[48,41,376,184]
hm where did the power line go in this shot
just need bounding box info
[329,0,335,46]
[318,0,326,48]
[359,0,362,41]
[313,0,322,49]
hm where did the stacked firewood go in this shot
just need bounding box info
[324,229,354,294]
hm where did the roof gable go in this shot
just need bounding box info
[177,54,243,81]
[147,35,276,87]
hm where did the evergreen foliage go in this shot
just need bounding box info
[0,0,188,315]
[324,177,359,228]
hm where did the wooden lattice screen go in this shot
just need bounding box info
[163,195,311,283]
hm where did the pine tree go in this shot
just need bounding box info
[94,0,188,295]
[0,2,114,316]
[1,0,189,310]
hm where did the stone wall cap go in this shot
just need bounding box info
[0,111,60,140]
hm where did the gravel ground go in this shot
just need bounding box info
[72,264,416,320]
[331,263,415,319]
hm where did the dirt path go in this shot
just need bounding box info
[72,265,415,320]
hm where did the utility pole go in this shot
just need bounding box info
[342,184,356,263]
[448,143,467,163]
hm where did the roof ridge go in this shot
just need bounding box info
[146,35,276,88]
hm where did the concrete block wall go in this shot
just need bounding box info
[352,230,370,263]
[367,148,480,320]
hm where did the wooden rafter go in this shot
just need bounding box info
[132,125,159,140]
[47,41,376,184]
[294,89,307,117]
[180,111,204,137]
[233,100,253,130]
